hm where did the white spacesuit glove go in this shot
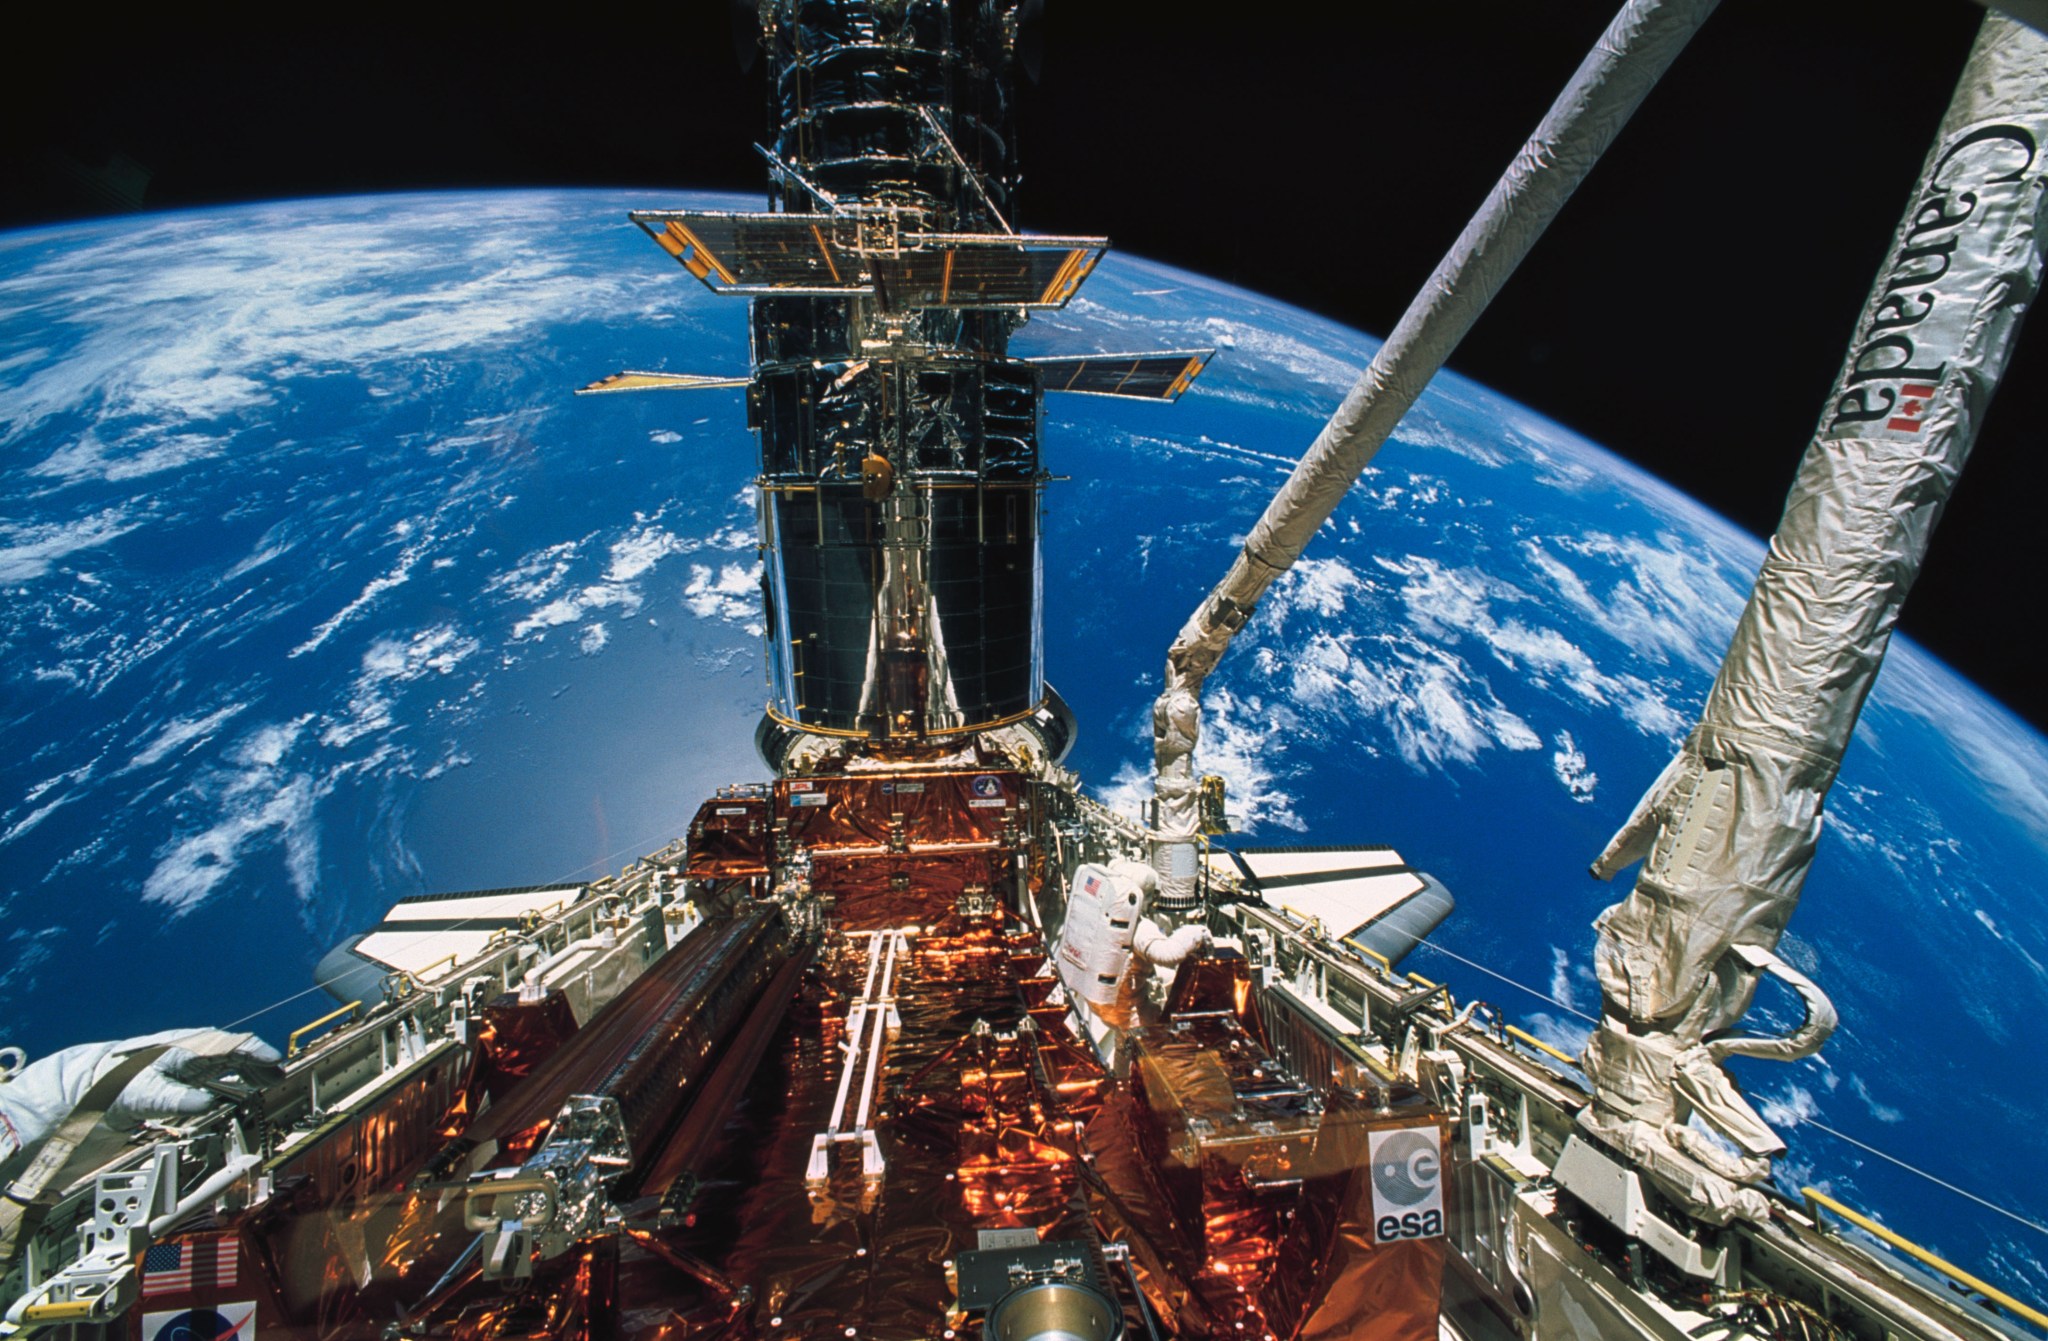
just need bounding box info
[0,1028,283,1162]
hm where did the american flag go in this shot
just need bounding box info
[141,1236,239,1297]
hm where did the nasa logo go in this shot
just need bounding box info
[144,1304,257,1341]
[1367,1126,1446,1243]
[970,775,1002,798]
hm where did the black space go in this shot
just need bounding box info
[5,4,2041,728]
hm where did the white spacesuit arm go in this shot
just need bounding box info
[1132,917,1210,967]
[0,1028,283,1161]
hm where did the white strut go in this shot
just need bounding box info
[806,927,910,1184]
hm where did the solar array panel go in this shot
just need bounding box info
[1028,349,1214,400]
[630,210,1106,308]
[633,211,861,292]
[576,371,751,396]
[872,239,1104,308]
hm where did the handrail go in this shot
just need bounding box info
[288,1000,363,1058]
[1340,936,1393,973]
[397,952,461,990]
[1801,1186,2048,1331]
[1504,1024,1579,1069]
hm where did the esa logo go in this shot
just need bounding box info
[1376,1208,1444,1241]
[1367,1127,1446,1244]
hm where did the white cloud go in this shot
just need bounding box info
[321,626,479,748]
[1386,408,1510,468]
[1887,653,2048,852]
[682,562,763,629]
[423,751,472,780]
[136,715,324,917]
[0,508,142,582]
[224,538,292,580]
[1551,730,1598,803]
[122,704,248,773]
[141,773,319,917]
[1758,1082,1821,1129]
[1548,947,1578,1013]
[1264,627,1540,774]
[605,525,683,583]
[513,597,585,639]
[0,927,67,996]
[1848,1074,1903,1124]
[1285,555,1363,617]
[1522,533,1746,675]
[0,194,687,447]
[291,523,437,657]
[487,540,581,603]
[237,716,312,771]
[30,430,228,484]
[512,581,645,639]
[1371,552,1686,742]
[0,795,74,846]
[498,523,700,641]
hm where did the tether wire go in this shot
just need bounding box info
[218,806,702,1034]
[1800,1117,2048,1240]
[1407,938,2048,1242]
[1410,937,1596,1023]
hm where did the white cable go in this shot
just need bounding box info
[1803,1119,2048,1241]
[1409,939,1595,1022]
[219,806,703,1035]
[1408,940,2048,1242]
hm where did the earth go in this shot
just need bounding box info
[3,190,2045,1303]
